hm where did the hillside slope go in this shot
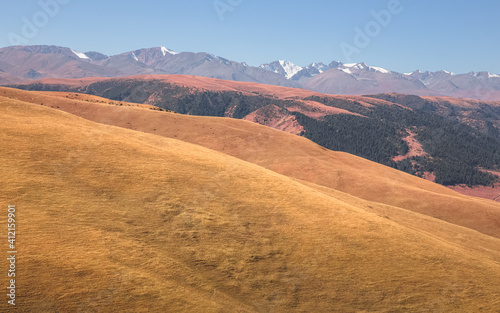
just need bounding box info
[2,88,500,312]
[2,87,500,240]
[11,75,500,188]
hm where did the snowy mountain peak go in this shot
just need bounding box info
[343,63,357,68]
[343,63,368,70]
[283,62,334,81]
[309,62,330,73]
[260,60,303,79]
[328,61,343,68]
[71,49,89,60]
[160,46,179,56]
[278,60,303,79]
[336,62,385,73]
[439,70,455,75]
[471,71,500,79]
[370,66,390,74]
[259,60,396,80]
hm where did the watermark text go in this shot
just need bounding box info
[213,0,243,21]
[6,205,16,306]
[340,0,412,63]
[8,0,71,46]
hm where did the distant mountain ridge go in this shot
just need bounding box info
[1,44,499,100]
[0,45,298,89]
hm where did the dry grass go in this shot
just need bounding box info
[3,87,499,239]
[1,90,500,312]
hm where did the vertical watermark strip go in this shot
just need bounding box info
[6,205,16,306]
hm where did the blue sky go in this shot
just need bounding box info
[0,0,499,74]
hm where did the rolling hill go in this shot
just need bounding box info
[3,86,500,237]
[2,87,500,311]
[10,75,500,190]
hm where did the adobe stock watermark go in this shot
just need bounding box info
[6,205,17,306]
[213,0,243,21]
[8,0,71,46]
[340,0,413,63]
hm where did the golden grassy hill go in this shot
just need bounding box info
[1,90,500,312]
[3,87,500,240]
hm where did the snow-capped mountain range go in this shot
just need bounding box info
[261,59,500,100]
[260,60,303,79]
[261,60,393,81]
[260,59,498,82]
[0,45,499,101]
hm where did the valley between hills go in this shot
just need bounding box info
[1,85,500,312]
[11,75,500,200]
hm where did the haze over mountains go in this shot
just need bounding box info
[1,45,500,100]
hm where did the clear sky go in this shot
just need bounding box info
[0,0,499,74]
